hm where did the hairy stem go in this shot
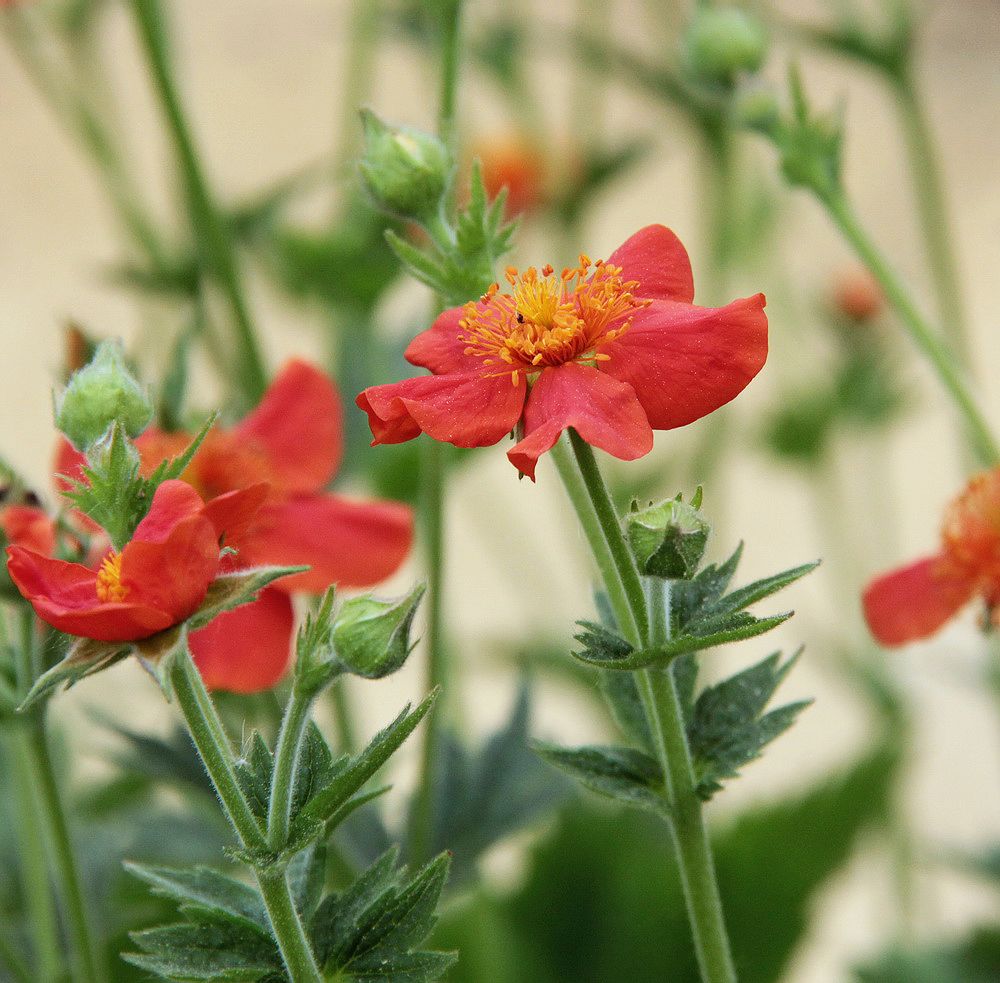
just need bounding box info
[266,684,315,850]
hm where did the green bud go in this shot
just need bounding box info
[626,493,711,579]
[333,583,425,679]
[731,79,780,133]
[55,339,152,451]
[358,110,451,221]
[683,7,768,86]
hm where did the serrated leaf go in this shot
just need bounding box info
[300,691,436,825]
[189,566,307,631]
[290,722,339,821]
[288,842,326,922]
[125,862,271,934]
[18,635,130,710]
[533,742,665,812]
[235,731,274,821]
[703,561,819,620]
[687,651,811,799]
[348,949,457,981]
[124,909,282,980]
[384,229,448,294]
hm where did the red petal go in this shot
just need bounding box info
[131,480,206,544]
[507,363,653,480]
[1,506,55,555]
[599,294,767,430]
[357,372,526,448]
[234,359,343,492]
[202,484,269,544]
[54,438,87,491]
[862,555,975,646]
[237,494,414,592]
[6,546,172,641]
[189,589,294,693]
[405,307,483,374]
[607,225,695,303]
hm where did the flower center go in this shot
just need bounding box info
[943,470,1000,585]
[96,552,128,603]
[458,256,649,382]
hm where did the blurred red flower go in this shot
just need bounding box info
[1,504,56,557]
[475,134,547,218]
[864,469,1000,645]
[358,225,768,479]
[7,480,261,643]
[58,359,413,691]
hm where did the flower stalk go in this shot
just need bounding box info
[551,430,736,983]
[169,647,322,983]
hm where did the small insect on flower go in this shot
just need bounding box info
[358,225,768,479]
[863,469,1000,645]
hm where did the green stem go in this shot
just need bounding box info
[893,74,970,368]
[330,677,359,755]
[170,649,322,982]
[25,723,103,983]
[553,430,736,983]
[266,685,315,850]
[129,0,268,405]
[0,924,32,983]
[822,191,999,468]
[408,0,464,868]
[5,731,63,982]
[336,0,381,167]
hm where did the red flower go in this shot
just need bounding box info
[1,505,56,556]
[357,225,768,479]
[7,480,262,643]
[57,359,413,691]
[863,469,1000,645]
[475,134,547,218]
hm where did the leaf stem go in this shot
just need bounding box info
[129,0,268,405]
[552,430,736,983]
[169,648,322,982]
[266,683,315,850]
[822,191,999,468]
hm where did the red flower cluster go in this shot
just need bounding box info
[51,360,413,691]
[358,225,768,479]
[8,480,261,642]
[864,469,1000,645]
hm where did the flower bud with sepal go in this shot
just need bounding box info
[332,583,425,679]
[55,339,152,452]
[682,7,768,88]
[626,490,711,579]
[359,111,452,223]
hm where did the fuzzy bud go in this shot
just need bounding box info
[55,340,152,451]
[359,111,451,222]
[683,7,768,87]
[332,583,425,679]
[626,494,711,579]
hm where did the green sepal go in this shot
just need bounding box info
[687,650,812,800]
[188,566,308,633]
[532,741,667,813]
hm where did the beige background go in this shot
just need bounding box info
[4,0,1000,978]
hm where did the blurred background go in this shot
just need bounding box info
[3,0,1000,980]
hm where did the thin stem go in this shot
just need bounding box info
[170,649,322,982]
[330,677,358,755]
[408,0,464,867]
[553,430,736,983]
[25,724,103,983]
[823,191,999,468]
[266,685,314,850]
[893,74,970,369]
[5,731,63,982]
[336,0,381,167]
[130,0,268,405]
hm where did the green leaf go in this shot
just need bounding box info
[235,731,274,821]
[125,862,271,935]
[312,850,454,980]
[687,651,811,799]
[410,684,569,885]
[854,930,1000,983]
[532,742,665,812]
[298,691,437,827]
[188,566,307,632]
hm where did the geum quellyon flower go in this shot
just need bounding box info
[58,359,414,692]
[7,479,264,643]
[357,224,768,479]
[864,469,1000,645]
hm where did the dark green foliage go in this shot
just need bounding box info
[410,685,570,884]
[437,741,897,983]
[855,930,1000,983]
[573,548,817,670]
[533,742,666,812]
[311,848,455,981]
[686,651,812,799]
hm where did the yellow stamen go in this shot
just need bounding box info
[459,255,649,376]
[96,552,128,603]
